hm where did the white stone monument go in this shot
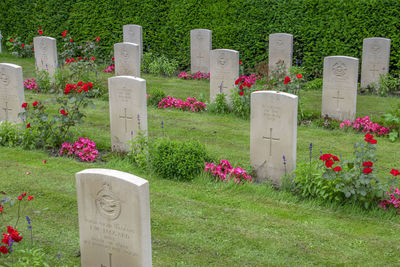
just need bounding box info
[0,63,25,123]
[361,37,391,88]
[210,49,239,103]
[109,76,147,152]
[322,56,359,121]
[190,29,212,73]
[123,25,143,60]
[250,91,298,185]
[33,36,58,76]
[76,168,152,267]
[268,33,293,75]
[114,42,141,77]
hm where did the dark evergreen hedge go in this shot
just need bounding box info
[1,0,400,77]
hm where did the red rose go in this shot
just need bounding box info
[369,139,377,144]
[21,44,25,48]
[60,109,68,116]
[239,91,244,96]
[284,76,291,83]
[365,133,374,140]
[333,166,342,172]
[10,230,22,242]
[332,155,340,162]
[10,38,14,43]
[362,161,373,167]
[21,193,26,197]
[32,101,38,107]
[319,153,332,162]
[239,84,243,90]
[77,81,83,86]
[69,39,74,42]
[61,30,67,37]
[235,79,240,85]
[1,233,8,244]
[27,196,34,201]
[26,123,30,129]
[112,57,114,61]
[87,82,93,89]
[78,57,83,60]
[22,103,28,108]
[0,246,8,254]
[7,226,14,234]
[91,57,95,61]
[390,169,400,176]
[0,205,3,212]
[239,61,242,64]
[363,167,373,174]
[18,196,22,200]
[325,159,334,168]
[38,29,43,35]
[296,74,302,79]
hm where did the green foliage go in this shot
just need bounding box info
[148,55,179,77]
[377,73,400,96]
[128,130,149,170]
[207,93,231,114]
[304,78,323,91]
[142,52,156,74]
[382,102,400,141]
[11,248,50,267]
[231,89,251,119]
[0,121,20,147]
[148,88,166,107]
[149,137,208,181]
[5,36,33,58]
[35,70,53,93]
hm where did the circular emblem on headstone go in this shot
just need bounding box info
[370,41,380,55]
[276,39,284,47]
[0,69,10,88]
[332,62,347,78]
[40,39,48,52]
[218,54,226,66]
[120,47,129,59]
[95,184,121,220]
[129,27,136,36]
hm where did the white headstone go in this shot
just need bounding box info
[76,168,152,267]
[0,63,24,123]
[268,33,293,75]
[33,36,58,76]
[114,42,141,77]
[322,56,359,121]
[210,49,239,103]
[250,91,298,185]
[123,25,143,60]
[109,76,147,152]
[361,37,391,88]
[190,29,212,73]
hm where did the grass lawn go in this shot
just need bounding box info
[1,53,400,266]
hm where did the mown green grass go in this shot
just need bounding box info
[1,54,400,266]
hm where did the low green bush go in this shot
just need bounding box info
[304,78,323,91]
[148,88,167,107]
[149,137,208,181]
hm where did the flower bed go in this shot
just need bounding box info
[158,96,206,112]
[340,116,390,136]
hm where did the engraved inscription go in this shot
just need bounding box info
[95,184,121,220]
[370,41,380,55]
[332,62,347,79]
[119,108,133,133]
[262,105,280,121]
[117,87,132,103]
[332,91,344,109]
[1,102,12,121]
[0,69,10,88]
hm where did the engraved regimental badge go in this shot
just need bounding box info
[95,184,121,220]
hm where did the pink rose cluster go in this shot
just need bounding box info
[59,137,98,162]
[178,71,210,80]
[23,79,38,91]
[204,160,253,184]
[340,116,390,136]
[236,74,262,86]
[102,64,115,73]
[158,96,206,112]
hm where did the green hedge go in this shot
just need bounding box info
[2,0,400,77]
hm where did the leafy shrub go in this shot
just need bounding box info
[35,70,53,93]
[142,52,156,74]
[148,55,179,77]
[148,88,166,107]
[382,102,400,141]
[0,121,20,147]
[150,138,208,181]
[377,73,400,96]
[128,129,149,170]
[304,78,323,91]
[207,93,231,114]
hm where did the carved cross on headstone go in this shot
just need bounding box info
[100,252,112,267]
[119,108,133,133]
[1,102,12,121]
[332,91,344,109]
[219,81,227,94]
[263,128,280,157]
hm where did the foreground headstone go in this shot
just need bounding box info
[123,25,143,60]
[0,63,24,123]
[268,33,293,75]
[322,56,359,121]
[33,36,58,76]
[76,168,152,267]
[210,49,239,103]
[109,76,147,152]
[361,37,391,88]
[250,91,297,185]
[190,29,212,73]
[114,42,141,77]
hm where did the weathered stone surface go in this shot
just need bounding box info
[33,36,58,76]
[250,91,298,185]
[108,76,147,152]
[114,42,141,77]
[322,56,359,121]
[268,33,293,75]
[361,37,391,88]
[123,25,143,60]
[0,63,24,123]
[76,168,152,267]
[210,49,239,103]
[190,29,212,73]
